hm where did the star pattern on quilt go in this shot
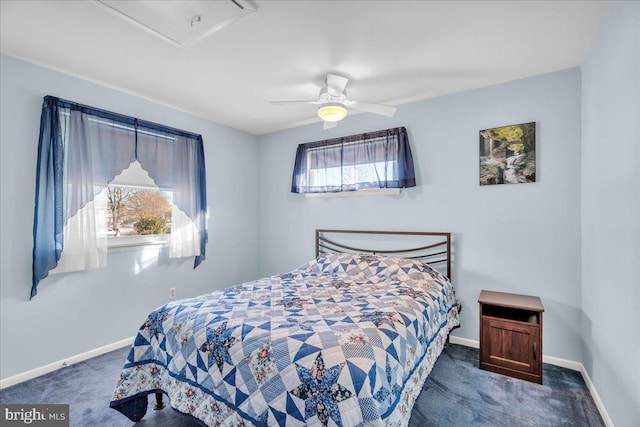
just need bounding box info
[397,287,426,299]
[140,311,171,339]
[199,321,238,373]
[330,278,350,289]
[359,255,379,263]
[279,272,296,281]
[357,310,403,328]
[290,352,353,427]
[113,253,462,427]
[278,296,307,309]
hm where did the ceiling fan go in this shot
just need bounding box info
[270,73,397,129]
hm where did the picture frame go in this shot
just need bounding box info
[479,122,536,185]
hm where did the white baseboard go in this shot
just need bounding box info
[580,364,614,427]
[449,336,613,426]
[542,354,582,371]
[0,336,134,390]
[449,335,479,348]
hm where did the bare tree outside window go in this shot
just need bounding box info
[106,186,172,236]
[106,187,134,236]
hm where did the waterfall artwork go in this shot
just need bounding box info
[479,122,536,185]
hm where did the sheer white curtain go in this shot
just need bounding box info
[169,206,200,258]
[52,189,108,274]
[136,130,208,266]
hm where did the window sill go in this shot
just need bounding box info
[108,235,169,252]
[303,188,401,199]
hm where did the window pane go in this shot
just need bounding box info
[291,126,415,194]
[106,186,172,236]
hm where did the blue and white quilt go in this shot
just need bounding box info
[110,254,460,426]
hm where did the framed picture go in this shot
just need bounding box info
[479,122,535,185]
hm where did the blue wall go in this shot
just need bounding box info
[0,55,261,378]
[258,68,584,363]
[581,2,640,426]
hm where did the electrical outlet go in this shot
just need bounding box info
[169,287,176,299]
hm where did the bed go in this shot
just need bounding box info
[110,230,460,426]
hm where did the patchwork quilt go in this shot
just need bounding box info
[110,254,460,426]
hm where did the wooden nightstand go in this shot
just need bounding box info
[478,290,544,384]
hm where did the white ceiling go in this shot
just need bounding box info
[0,1,609,135]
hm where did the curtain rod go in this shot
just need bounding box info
[300,126,407,148]
[44,95,202,141]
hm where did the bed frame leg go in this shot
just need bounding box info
[153,392,166,411]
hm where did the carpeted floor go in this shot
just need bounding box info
[0,344,604,426]
[411,345,604,427]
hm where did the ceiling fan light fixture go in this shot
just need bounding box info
[317,103,348,122]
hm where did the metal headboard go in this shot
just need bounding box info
[315,229,452,280]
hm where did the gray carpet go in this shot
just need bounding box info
[0,344,604,426]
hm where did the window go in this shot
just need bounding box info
[291,127,416,195]
[32,96,207,298]
[103,161,173,250]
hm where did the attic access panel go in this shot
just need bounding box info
[96,0,258,46]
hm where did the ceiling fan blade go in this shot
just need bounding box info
[323,121,338,130]
[269,100,320,105]
[326,73,349,95]
[349,100,397,117]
